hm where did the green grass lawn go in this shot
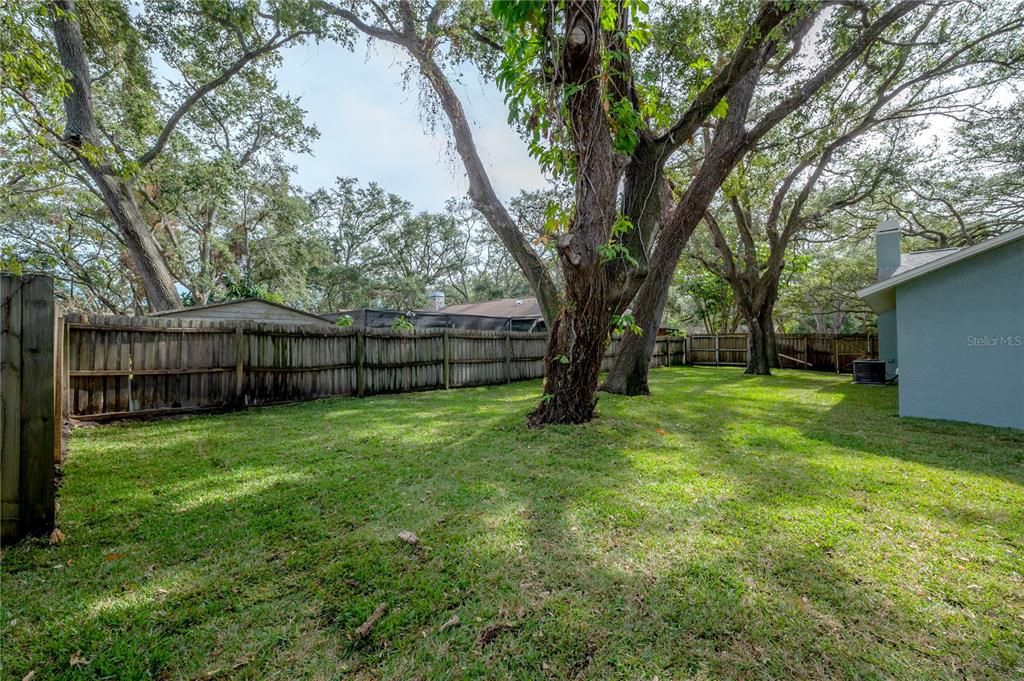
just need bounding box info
[2,368,1023,680]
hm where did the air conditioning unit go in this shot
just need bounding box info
[852,359,886,385]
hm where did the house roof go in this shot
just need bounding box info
[438,297,544,319]
[890,247,961,277]
[858,228,1024,313]
[152,297,330,324]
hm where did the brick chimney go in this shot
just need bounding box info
[876,219,902,280]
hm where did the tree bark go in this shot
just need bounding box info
[414,51,561,327]
[527,270,612,426]
[85,169,183,311]
[50,0,182,311]
[604,1,920,393]
[766,307,780,369]
[745,304,779,375]
[603,70,763,395]
[529,0,618,425]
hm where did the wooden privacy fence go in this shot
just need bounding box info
[685,333,877,372]
[2,273,58,544]
[686,334,749,366]
[63,313,683,420]
[777,334,878,372]
[61,313,871,420]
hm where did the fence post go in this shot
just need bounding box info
[684,335,689,365]
[61,317,70,420]
[505,330,512,384]
[442,329,450,389]
[234,327,245,406]
[834,335,839,374]
[53,316,63,464]
[355,329,366,397]
[714,334,720,367]
[15,275,56,539]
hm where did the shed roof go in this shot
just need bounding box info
[152,298,330,325]
[858,228,1024,313]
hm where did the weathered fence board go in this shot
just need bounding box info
[1,275,22,541]
[2,273,57,544]
[776,334,878,372]
[683,333,877,371]
[687,334,749,366]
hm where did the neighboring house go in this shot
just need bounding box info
[858,221,1023,429]
[437,297,546,331]
[321,301,544,332]
[322,295,679,334]
[152,298,332,326]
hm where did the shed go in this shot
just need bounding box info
[152,298,332,326]
[858,224,1023,429]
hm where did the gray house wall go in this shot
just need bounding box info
[878,309,898,380]
[895,238,1024,429]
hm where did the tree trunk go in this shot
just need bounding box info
[744,299,781,375]
[608,139,664,302]
[603,68,764,395]
[766,307,781,369]
[601,260,673,396]
[745,310,770,375]
[51,0,182,312]
[601,326,654,395]
[603,2,918,394]
[83,169,182,311]
[415,54,561,328]
[528,270,612,426]
[529,0,618,425]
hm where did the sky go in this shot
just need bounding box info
[273,40,548,212]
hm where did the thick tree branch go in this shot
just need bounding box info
[748,1,924,142]
[655,1,800,153]
[137,29,308,168]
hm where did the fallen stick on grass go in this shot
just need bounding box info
[354,603,388,639]
[438,614,460,633]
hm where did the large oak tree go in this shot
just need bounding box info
[314,0,926,423]
[688,0,1024,374]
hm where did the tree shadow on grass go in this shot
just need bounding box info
[804,380,1024,483]
[3,370,1022,679]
